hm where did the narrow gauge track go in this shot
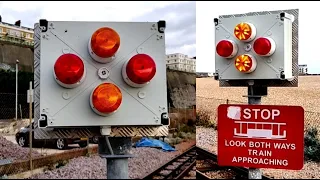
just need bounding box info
[196,147,272,179]
[142,145,196,179]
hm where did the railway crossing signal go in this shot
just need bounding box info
[214,9,299,87]
[214,9,301,179]
[33,19,170,140]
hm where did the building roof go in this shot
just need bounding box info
[0,21,33,31]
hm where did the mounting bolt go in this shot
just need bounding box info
[62,48,70,54]
[137,47,143,54]
[244,44,252,52]
[267,31,272,36]
[138,91,146,99]
[159,27,165,32]
[247,80,254,86]
[62,92,70,100]
[98,67,110,79]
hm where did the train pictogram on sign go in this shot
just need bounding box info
[227,106,286,140]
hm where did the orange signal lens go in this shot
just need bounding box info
[235,54,257,73]
[234,22,256,42]
[90,27,120,58]
[91,83,122,115]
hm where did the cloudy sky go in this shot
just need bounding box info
[197,1,320,74]
[0,1,196,57]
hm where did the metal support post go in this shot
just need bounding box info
[98,137,134,179]
[245,82,268,179]
[28,81,33,175]
[15,60,19,120]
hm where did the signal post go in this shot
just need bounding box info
[33,19,170,179]
[214,9,302,179]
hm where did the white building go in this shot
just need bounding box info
[299,64,308,75]
[166,53,196,73]
[0,16,34,46]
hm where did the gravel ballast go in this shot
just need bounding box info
[30,140,195,179]
[0,136,41,161]
[196,126,320,179]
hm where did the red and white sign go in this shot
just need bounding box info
[217,104,304,170]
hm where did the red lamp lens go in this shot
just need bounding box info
[54,54,84,85]
[126,54,156,84]
[216,40,234,58]
[253,37,272,56]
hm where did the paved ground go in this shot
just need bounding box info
[3,135,97,155]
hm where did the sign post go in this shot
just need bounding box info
[27,81,33,175]
[98,135,133,179]
[246,84,265,179]
[217,93,304,177]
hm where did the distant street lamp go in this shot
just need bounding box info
[15,59,19,120]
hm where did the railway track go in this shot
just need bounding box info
[142,145,196,179]
[196,147,272,179]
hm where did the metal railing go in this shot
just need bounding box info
[0,36,34,47]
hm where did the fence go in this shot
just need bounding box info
[0,93,32,120]
[196,95,320,134]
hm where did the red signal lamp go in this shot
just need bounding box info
[253,37,276,56]
[216,40,238,58]
[53,53,86,88]
[122,54,156,88]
